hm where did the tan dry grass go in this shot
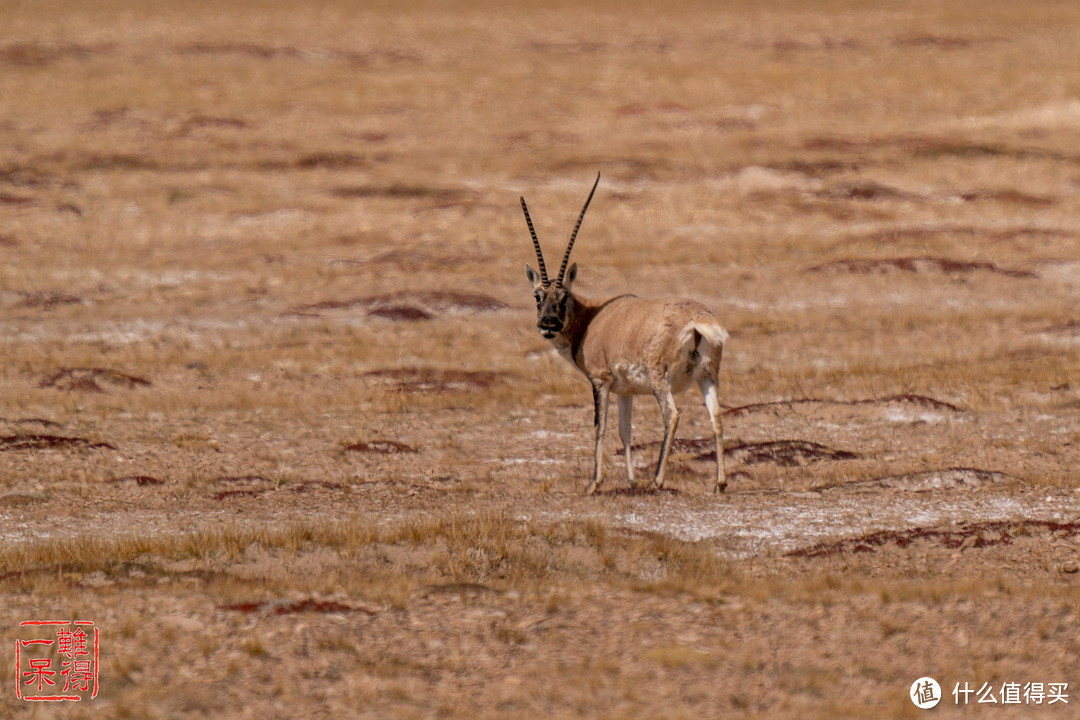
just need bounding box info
[0,509,735,600]
[3,0,1080,717]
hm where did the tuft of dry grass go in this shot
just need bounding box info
[0,510,737,600]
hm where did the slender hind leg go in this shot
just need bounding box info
[617,394,634,486]
[585,382,611,495]
[699,376,726,493]
[650,386,679,489]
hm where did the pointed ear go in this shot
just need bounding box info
[563,262,578,290]
[525,263,543,289]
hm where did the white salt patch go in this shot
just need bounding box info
[883,407,944,424]
[962,100,1080,130]
[605,492,1080,559]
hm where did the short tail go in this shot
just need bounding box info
[688,322,727,379]
[692,322,729,350]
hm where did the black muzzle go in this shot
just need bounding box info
[538,316,562,337]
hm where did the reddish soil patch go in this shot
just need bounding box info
[788,519,1080,558]
[625,437,716,455]
[218,598,378,615]
[286,298,360,314]
[344,440,417,454]
[773,37,863,52]
[17,291,83,309]
[210,476,273,500]
[890,34,983,49]
[176,43,417,67]
[800,134,1071,164]
[904,138,1075,163]
[110,475,166,486]
[800,136,875,153]
[1042,320,1080,335]
[0,434,116,451]
[868,392,963,411]
[247,153,369,171]
[0,41,111,67]
[624,437,856,465]
[182,114,249,130]
[0,192,35,207]
[212,489,268,501]
[529,40,607,55]
[597,485,681,497]
[0,164,51,187]
[766,159,858,176]
[718,440,858,466]
[39,367,151,393]
[328,184,474,203]
[824,182,917,201]
[804,256,1036,278]
[293,152,366,169]
[954,189,1057,207]
[177,42,307,60]
[368,305,434,321]
[66,153,161,172]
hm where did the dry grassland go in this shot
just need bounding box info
[2,0,1080,717]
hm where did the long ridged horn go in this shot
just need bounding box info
[520,196,549,285]
[556,172,600,285]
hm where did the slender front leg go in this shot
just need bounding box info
[585,382,611,495]
[699,377,726,493]
[650,386,679,489]
[617,394,635,487]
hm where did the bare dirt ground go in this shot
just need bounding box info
[3,1,1080,717]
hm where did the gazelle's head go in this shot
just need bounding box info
[522,173,599,340]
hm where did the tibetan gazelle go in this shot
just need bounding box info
[522,173,729,495]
